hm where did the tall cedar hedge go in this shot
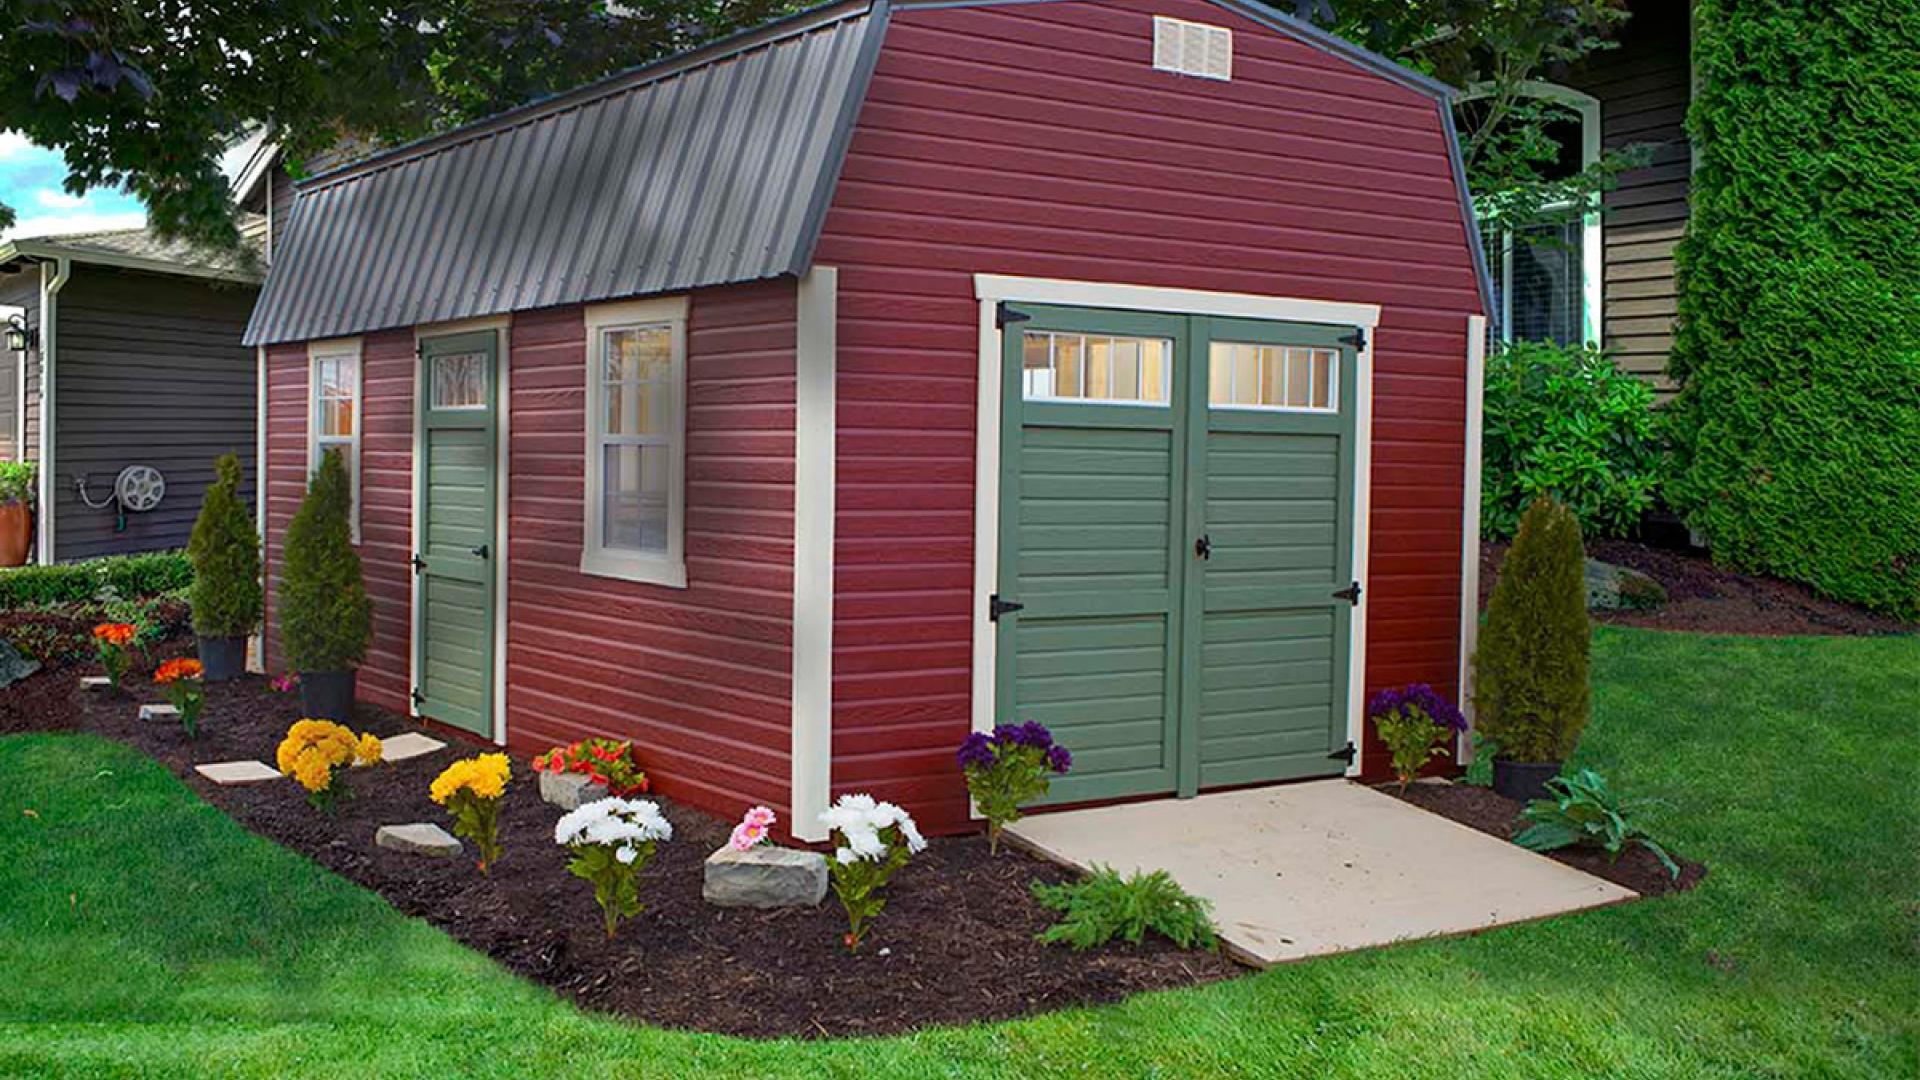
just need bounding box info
[279,449,372,672]
[187,453,263,638]
[1473,496,1591,763]
[1666,0,1920,617]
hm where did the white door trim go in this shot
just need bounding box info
[791,267,838,842]
[1457,315,1488,760]
[970,273,1380,779]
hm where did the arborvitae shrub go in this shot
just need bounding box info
[187,453,263,638]
[1474,496,1590,763]
[279,449,372,672]
[1665,0,1920,618]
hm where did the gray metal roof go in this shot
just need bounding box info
[245,0,886,345]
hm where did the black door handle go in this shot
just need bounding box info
[1194,534,1212,560]
[471,544,490,559]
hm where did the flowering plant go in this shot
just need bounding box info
[269,672,300,694]
[728,806,777,851]
[276,719,383,810]
[1369,683,1469,791]
[153,657,206,737]
[532,737,648,796]
[92,623,136,691]
[958,721,1072,855]
[430,754,512,873]
[820,793,926,951]
[554,796,674,938]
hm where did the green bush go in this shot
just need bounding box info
[0,460,34,506]
[187,453,262,639]
[1480,340,1664,541]
[279,449,372,672]
[1473,495,1590,763]
[1032,866,1217,952]
[1516,768,1680,879]
[1665,0,1920,618]
[0,551,193,609]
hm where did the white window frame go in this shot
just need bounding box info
[581,295,688,588]
[307,337,364,545]
[1207,341,1341,414]
[1019,329,1173,407]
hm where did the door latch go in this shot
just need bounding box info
[1333,581,1362,605]
[470,544,490,559]
[410,553,427,573]
[989,594,1025,621]
[1194,534,1213,560]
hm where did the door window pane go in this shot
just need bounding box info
[431,352,486,409]
[1022,331,1170,405]
[1208,343,1337,411]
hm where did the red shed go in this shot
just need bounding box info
[245,0,1490,840]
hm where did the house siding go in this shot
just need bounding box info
[0,273,34,462]
[813,0,1482,832]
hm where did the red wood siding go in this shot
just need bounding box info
[815,0,1483,831]
[503,281,796,825]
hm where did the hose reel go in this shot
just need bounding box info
[74,464,166,532]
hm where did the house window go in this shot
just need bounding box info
[1208,343,1336,411]
[1022,331,1171,405]
[307,339,362,543]
[582,296,688,588]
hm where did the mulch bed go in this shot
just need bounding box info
[1389,781,1706,897]
[1481,538,1917,637]
[7,641,1242,1039]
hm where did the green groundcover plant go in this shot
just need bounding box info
[1665,0,1920,618]
[1516,768,1680,879]
[1032,866,1217,952]
[187,453,263,639]
[1473,495,1590,763]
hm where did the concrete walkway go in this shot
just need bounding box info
[1007,780,1635,966]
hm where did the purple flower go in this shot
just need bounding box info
[1046,744,1072,774]
[957,732,996,770]
[1368,683,1467,733]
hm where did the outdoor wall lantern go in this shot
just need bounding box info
[3,314,33,353]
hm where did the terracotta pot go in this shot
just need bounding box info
[0,502,29,567]
[1492,759,1562,803]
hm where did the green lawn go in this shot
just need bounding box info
[1,627,1915,1079]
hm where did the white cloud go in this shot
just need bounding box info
[1,209,147,242]
[0,132,32,161]
[32,188,87,210]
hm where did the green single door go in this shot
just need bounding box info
[996,305,1358,803]
[415,330,499,736]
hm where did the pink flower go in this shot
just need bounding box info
[729,820,768,851]
[744,805,776,829]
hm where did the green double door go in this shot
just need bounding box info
[995,304,1360,804]
[414,330,499,736]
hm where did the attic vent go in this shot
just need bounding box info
[1152,16,1232,81]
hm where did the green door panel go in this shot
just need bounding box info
[415,329,498,737]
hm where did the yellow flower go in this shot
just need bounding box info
[355,733,383,765]
[276,719,376,794]
[430,753,511,805]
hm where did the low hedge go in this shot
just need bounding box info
[0,551,195,609]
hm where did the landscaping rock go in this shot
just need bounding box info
[80,675,112,692]
[137,703,179,723]
[375,823,462,858]
[378,731,447,763]
[0,642,39,689]
[1585,558,1668,612]
[195,760,282,786]
[540,770,608,811]
[703,845,828,909]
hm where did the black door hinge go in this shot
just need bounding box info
[989,593,1025,621]
[411,553,427,573]
[410,687,426,708]
[1333,580,1362,605]
[1328,741,1356,764]
[1340,328,1367,351]
[996,302,1032,330]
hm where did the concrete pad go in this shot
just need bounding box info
[377,732,447,763]
[137,703,179,723]
[1007,780,1636,967]
[80,675,112,691]
[195,760,282,786]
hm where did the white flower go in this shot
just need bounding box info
[555,796,672,849]
[846,824,886,859]
[898,816,927,854]
[835,846,858,865]
[819,793,927,862]
[615,846,637,864]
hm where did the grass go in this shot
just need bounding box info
[1,626,1915,1079]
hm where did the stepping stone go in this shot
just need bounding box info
[195,760,282,786]
[137,703,179,723]
[377,732,447,763]
[704,845,828,909]
[80,675,112,691]
[376,823,461,858]
[540,770,608,811]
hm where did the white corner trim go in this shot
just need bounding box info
[791,267,838,843]
[970,295,1002,742]
[974,274,1381,329]
[255,345,268,548]
[580,294,690,589]
[36,256,71,564]
[1457,315,1488,761]
[1343,323,1375,778]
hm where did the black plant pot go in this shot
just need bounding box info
[197,636,247,682]
[1492,759,1562,803]
[299,669,358,722]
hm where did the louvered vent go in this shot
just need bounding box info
[1152,16,1232,81]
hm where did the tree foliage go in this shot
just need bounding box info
[278,449,371,673]
[187,452,262,639]
[1473,495,1590,764]
[1664,0,1920,618]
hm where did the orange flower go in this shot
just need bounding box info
[154,657,204,685]
[92,623,136,647]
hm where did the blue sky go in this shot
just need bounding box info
[0,131,147,241]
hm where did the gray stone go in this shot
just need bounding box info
[703,845,828,909]
[378,732,447,763]
[137,703,179,723]
[539,770,608,811]
[195,760,282,786]
[375,823,462,858]
[80,675,112,692]
[1584,558,1668,612]
[0,641,38,689]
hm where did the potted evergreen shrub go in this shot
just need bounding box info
[187,453,262,681]
[1472,494,1591,802]
[279,449,372,721]
[0,460,35,567]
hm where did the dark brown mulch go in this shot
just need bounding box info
[1480,539,1917,637]
[18,644,1242,1039]
[1389,781,1706,897]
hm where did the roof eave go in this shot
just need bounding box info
[2,239,264,286]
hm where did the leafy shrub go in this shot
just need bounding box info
[1480,340,1664,541]
[957,721,1072,854]
[1473,496,1590,763]
[819,793,926,951]
[555,797,674,938]
[187,453,262,639]
[1369,684,1468,791]
[279,449,372,672]
[1664,0,1920,618]
[430,754,512,873]
[1515,768,1679,879]
[1032,866,1217,951]
[0,460,34,506]
[0,551,192,608]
